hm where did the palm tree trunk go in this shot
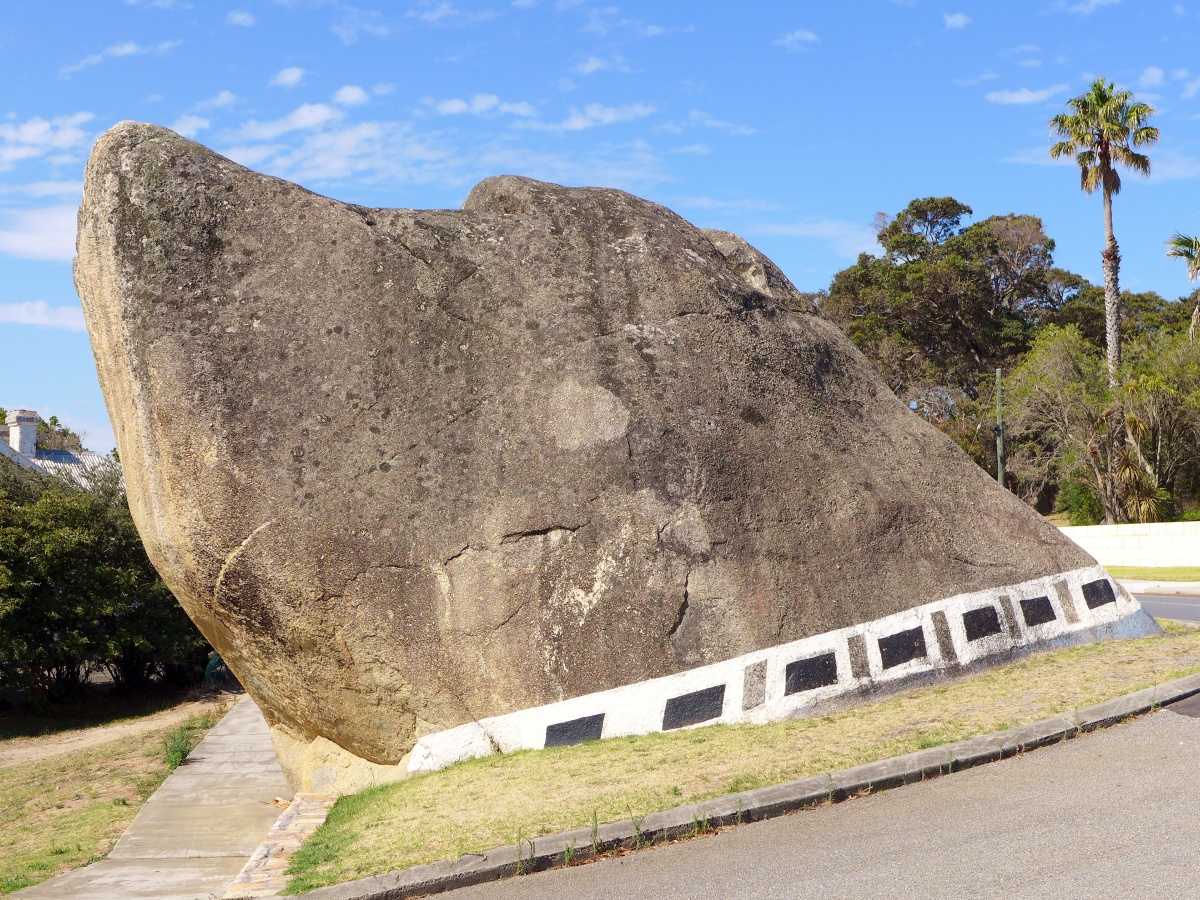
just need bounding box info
[1100,184,1126,523]
[1101,187,1121,388]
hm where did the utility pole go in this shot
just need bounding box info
[994,367,1005,488]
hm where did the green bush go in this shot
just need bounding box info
[1055,479,1106,526]
[0,458,209,703]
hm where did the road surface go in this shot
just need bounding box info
[449,698,1200,899]
[1133,592,1200,623]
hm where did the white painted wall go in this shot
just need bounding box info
[1059,521,1200,567]
[408,565,1155,774]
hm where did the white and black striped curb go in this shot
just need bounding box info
[296,670,1200,900]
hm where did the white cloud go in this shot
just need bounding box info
[1019,58,1042,68]
[953,72,998,85]
[0,300,85,331]
[1000,43,1039,56]
[0,181,83,197]
[1173,68,1190,80]
[0,206,78,261]
[62,40,180,76]
[520,102,654,131]
[412,1,456,22]
[985,84,1070,104]
[573,55,632,75]
[0,113,94,172]
[199,90,238,109]
[1149,150,1200,181]
[334,85,370,106]
[577,6,669,39]
[661,110,755,136]
[773,29,818,51]
[332,7,390,41]
[223,121,455,185]
[1052,0,1121,12]
[1139,66,1165,88]
[756,219,878,258]
[226,9,255,26]
[430,94,538,117]
[238,104,344,140]
[270,66,305,88]
[1001,146,1073,166]
[171,114,210,137]
[1183,77,1200,99]
[944,12,970,28]
[404,1,495,27]
[674,196,780,212]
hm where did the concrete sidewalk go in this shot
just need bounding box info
[16,696,291,900]
[1119,578,1200,597]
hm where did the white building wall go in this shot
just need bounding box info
[1059,521,1200,567]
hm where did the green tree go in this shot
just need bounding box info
[1049,77,1159,387]
[1165,232,1200,342]
[825,197,1064,404]
[1005,326,1125,522]
[0,459,209,701]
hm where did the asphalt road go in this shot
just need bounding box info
[449,698,1200,900]
[1133,592,1200,623]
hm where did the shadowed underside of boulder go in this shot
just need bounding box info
[77,122,1117,789]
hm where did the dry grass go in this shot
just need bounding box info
[1107,566,1200,583]
[0,706,222,894]
[286,621,1200,894]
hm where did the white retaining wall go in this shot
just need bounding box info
[1059,521,1200,567]
[408,565,1155,774]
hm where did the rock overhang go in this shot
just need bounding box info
[73,122,1153,791]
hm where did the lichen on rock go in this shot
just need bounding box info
[76,122,1099,790]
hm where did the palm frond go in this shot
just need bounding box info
[1165,233,1200,281]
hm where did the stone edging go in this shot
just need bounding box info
[295,670,1200,900]
[226,793,338,899]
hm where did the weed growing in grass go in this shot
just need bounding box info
[160,708,222,770]
[627,806,647,849]
[590,810,599,858]
[562,839,575,867]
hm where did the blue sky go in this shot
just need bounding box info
[2,0,1199,452]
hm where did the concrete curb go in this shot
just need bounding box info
[296,671,1200,900]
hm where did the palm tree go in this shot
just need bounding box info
[1049,78,1159,388]
[1165,232,1200,343]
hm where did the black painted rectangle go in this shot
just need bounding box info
[785,653,839,695]
[1020,595,1057,627]
[662,685,726,731]
[963,606,1003,642]
[1082,579,1117,609]
[878,627,927,669]
[544,713,605,748]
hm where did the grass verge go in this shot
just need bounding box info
[0,706,222,894]
[285,622,1200,894]
[1107,566,1200,583]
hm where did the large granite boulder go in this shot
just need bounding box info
[75,123,1148,791]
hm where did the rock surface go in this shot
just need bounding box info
[76,123,1095,785]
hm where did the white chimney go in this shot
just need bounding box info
[8,409,38,457]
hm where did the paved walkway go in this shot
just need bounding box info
[16,696,291,900]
